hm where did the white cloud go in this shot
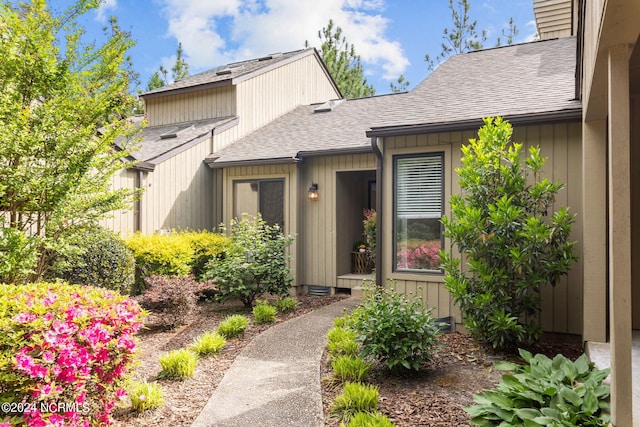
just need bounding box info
[156,0,408,83]
[96,0,118,23]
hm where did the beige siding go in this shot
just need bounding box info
[533,0,574,39]
[100,168,137,237]
[138,138,214,233]
[299,154,376,288]
[145,86,236,127]
[380,122,583,334]
[234,55,341,141]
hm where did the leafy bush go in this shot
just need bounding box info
[158,349,198,380]
[182,231,234,280]
[274,296,298,313]
[0,282,145,426]
[330,382,379,423]
[466,349,610,426]
[441,117,577,350]
[127,380,164,412]
[190,331,226,357]
[203,214,294,307]
[137,275,198,328]
[217,314,250,339]
[342,411,395,427]
[352,284,440,371]
[253,300,277,324]
[51,226,135,294]
[327,326,359,359]
[362,209,377,264]
[331,356,372,383]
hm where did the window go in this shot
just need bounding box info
[394,153,443,272]
[233,179,284,227]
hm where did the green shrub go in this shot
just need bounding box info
[327,326,359,359]
[0,282,145,426]
[330,382,379,423]
[441,117,577,350]
[217,314,250,338]
[51,226,135,294]
[127,380,164,412]
[253,300,277,324]
[342,412,395,427]
[158,349,198,380]
[190,331,226,357]
[182,231,234,280]
[274,296,298,313]
[352,284,440,371]
[137,275,198,328]
[333,313,357,329]
[466,349,610,426]
[203,214,294,307]
[331,356,372,383]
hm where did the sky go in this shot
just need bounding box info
[58,0,537,95]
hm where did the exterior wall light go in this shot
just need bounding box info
[308,183,319,200]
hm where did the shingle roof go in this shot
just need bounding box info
[124,116,236,166]
[368,36,581,134]
[207,94,407,166]
[140,48,326,98]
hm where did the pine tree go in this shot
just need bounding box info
[390,74,410,93]
[315,20,375,99]
[145,42,190,91]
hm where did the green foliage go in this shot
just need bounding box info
[425,0,487,70]
[496,16,519,47]
[253,300,277,324]
[274,296,298,313]
[466,349,610,426]
[204,214,294,307]
[137,275,198,328]
[389,75,410,93]
[351,284,441,371]
[126,230,232,293]
[127,380,164,412]
[341,412,395,427]
[217,314,250,339]
[158,349,198,380]
[51,226,135,294]
[327,325,359,359]
[315,19,375,98]
[146,42,190,91]
[0,1,140,283]
[441,117,577,350]
[190,331,226,357]
[362,209,377,263]
[330,382,380,423]
[331,356,372,384]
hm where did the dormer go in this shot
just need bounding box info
[533,0,578,40]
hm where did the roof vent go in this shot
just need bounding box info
[258,52,283,61]
[160,132,177,139]
[314,99,345,113]
[215,69,232,76]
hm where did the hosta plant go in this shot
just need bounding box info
[466,349,610,426]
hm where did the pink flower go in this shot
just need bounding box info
[0,419,11,427]
[115,388,126,400]
[52,319,77,335]
[43,294,58,307]
[13,312,36,323]
[41,350,55,364]
[117,336,136,352]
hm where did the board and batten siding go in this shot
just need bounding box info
[380,121,583,334]
[138,137,215,234]
[99,167,137,236]
[299,154,376,289]
[145,86,236,127]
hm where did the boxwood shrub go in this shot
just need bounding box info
[0,282,145,426]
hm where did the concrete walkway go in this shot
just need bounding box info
[191,297,360,427]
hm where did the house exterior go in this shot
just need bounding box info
[102,48,341,235]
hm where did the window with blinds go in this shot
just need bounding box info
[394,153,444,272]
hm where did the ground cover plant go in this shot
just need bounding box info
[466,349,610,426]
[330,382,380,424]
[158,349,198,380]
[441,117,577,350]
[253,300,277,324]
[127,380,164,413]
[190,331,226,357]
[216,314,250,338]
[0,282,145,426]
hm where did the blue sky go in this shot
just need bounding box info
[62,0,537,94]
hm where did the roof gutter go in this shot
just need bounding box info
[371,136,383,287]
[205,156,300,169]
[366,108,582,138]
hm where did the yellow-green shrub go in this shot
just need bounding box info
[182,231,235,280]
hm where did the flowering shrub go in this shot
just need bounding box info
[0,282,145,426]
[396,239,441,270]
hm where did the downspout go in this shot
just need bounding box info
[371,136,383,286]
[135,170,143,232]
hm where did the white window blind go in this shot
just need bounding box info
[396,155,443,219]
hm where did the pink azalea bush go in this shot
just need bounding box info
[396,240,442,270]
[0,282,146,426]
